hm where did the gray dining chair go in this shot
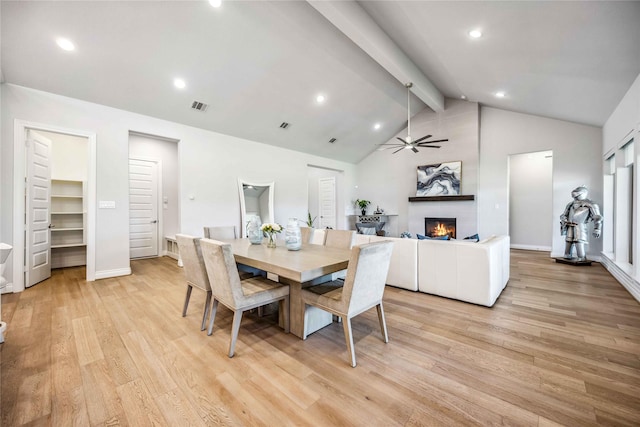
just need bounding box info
[176,234,212,331]
[301,240,394,367]
[199,238,290,358]
[203,225,237,240]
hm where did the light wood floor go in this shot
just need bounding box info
[1,250,640,426]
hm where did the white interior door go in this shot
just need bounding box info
[26,130,52,287]
[318,177,336,229]
[129,159,159,258]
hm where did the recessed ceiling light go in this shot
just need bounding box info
[495,91,506,98]
[461,95,467,100]
[316,94,326,104]
[174,78,186,89]
[469,29,482,39]
[374,123,381,130]
[209,0,222,7]
[56,38,75,51]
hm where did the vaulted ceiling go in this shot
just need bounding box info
[2,1,639,163]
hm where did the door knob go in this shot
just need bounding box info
[151,220,158,224]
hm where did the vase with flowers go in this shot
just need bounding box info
[261,223,282,248]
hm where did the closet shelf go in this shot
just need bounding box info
[51,227,83,232]
[51,243,86,249]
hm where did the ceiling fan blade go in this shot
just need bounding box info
[412,135,432,144]
[392,147,405,154]
[380,145,404,150]
[417,139,449,145]
[396,137,409,144]
[418,145,441,149]
[412,147,419,153]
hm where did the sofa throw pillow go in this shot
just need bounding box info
[464,233,480,242]
[417,234,449,240]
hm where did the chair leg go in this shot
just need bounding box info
[182,285,193,317]
[376,303,389,343]
[201,291,212,331]
[207,299,219,336]
[342,317,356,368]
[279,297,290,334]
[228,310,244,358]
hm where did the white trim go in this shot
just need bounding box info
[128,156,163,258]
[13,120,97,292]
[600,253,640,302]
[510,244,552,252]
[94,267,132,280]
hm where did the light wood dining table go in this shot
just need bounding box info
[223,238,351,338]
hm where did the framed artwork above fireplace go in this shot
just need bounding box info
[416,161,461,196]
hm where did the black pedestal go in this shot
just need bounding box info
[553,257,592,266]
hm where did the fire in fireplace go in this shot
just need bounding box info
[425,217,456,239]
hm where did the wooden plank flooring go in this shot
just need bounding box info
[1,249,639,426]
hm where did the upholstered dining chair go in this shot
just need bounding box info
[301,240,394,367]
[324,229,355,249]
[203,225,237,240]
[199,238,290,358]
[176,234,212,331]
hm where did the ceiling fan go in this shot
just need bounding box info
[380,82,449,154]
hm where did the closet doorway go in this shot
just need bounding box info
[13,121,96,292]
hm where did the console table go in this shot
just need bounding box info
[349,214,396,235]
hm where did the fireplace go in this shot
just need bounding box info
[425,217,456,239]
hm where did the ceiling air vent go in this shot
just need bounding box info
[191,101,209,112]
[329,138,337,143]
[279,122,290,129]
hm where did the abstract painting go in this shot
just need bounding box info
[416,161,461,196]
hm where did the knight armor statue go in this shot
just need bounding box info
[560,186,602,261]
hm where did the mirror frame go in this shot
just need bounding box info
[238,179,275,237]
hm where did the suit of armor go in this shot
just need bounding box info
[560,186,602,261]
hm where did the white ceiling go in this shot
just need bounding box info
[2,1,639,164]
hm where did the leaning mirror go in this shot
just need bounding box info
[238,179,274,237]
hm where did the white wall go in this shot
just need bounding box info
[479,107,603,258]
[1,84,355,285]
[603,73,640,156]
[601,72,640,301]
[509,150,553,250]
[128,133,180,246]
[355,98,479,238]
[38,130,88,181]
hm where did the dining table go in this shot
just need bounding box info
[223,238,351,339]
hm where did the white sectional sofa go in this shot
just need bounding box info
[314,229,510,307]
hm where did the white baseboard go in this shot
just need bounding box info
[95,267,132,280]
[511,244,552,252]
[600,255,640,302]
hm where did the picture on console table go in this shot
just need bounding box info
[416,161,461,196]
